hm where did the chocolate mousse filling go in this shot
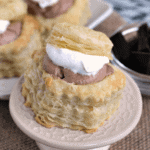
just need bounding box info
[25,0,74,18]
[43,54,114,85]
[0,22,22,46]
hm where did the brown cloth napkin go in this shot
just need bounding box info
[0,11,150,150]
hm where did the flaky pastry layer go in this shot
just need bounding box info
[0,0,27,20]
[0,15,42,78]
[46,22,113,59]
[0,62,25,78]
[22,50,126,133]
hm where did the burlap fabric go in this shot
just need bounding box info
[0,12,149,150]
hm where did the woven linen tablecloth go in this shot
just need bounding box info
[0,8,150,150]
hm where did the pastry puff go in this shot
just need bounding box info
[25,0,91,32]
[47,22,113,60]
[22,23,126,133]
[0,15,42,78]
[0,0,27,21]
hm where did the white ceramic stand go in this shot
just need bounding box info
[9,72,142,150]
[36,142,110,150]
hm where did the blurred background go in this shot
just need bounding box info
[105,0,150,25]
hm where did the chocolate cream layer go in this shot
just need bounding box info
[0,22,22,46]
[43,54,114,85]
[25,0,74,18]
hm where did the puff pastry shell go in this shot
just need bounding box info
[0,15,42,78]
[22,23,126,133]
[22,49,126,133]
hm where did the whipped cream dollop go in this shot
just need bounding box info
[32,0,59,8]
[0,20,10,34]
[46,44,109,76]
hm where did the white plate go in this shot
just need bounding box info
[86,0,113,29]
[0,0,113,100]
[9,72,142,150]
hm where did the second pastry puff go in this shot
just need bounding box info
[24,0,91,32]
[0,0,42,78]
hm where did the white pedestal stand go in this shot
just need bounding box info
[9,74,142,150]
[36,142,110,150]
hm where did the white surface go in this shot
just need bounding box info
[0,78,18,100]
[0,20,10,34]
[36,142,110,150]
[33,0,59,9]
[86,0,113,29]
[46,44,109,76]
[9,72,142,150]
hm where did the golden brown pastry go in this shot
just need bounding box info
[47,22,113,59]
[24,0,91,31]
[0,0,27,21]
[22,23,126,133]
[0,14,42,78]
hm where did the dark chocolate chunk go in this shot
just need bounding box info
[111,23,150,75]
[137,23,150,52]
[128,38,138,51]
[111,32,130,64]
[131,51,150,74]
